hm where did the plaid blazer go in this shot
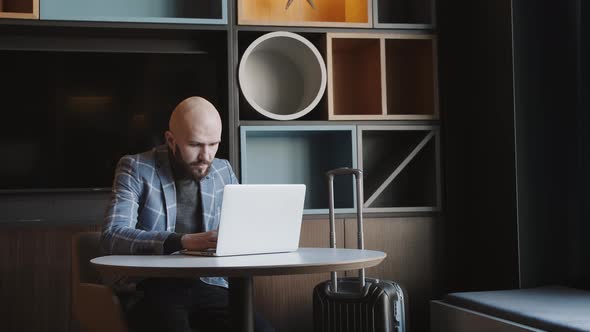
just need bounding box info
[101,145,238,255]
[100,145,238,287]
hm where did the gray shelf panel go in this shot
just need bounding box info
[0,191,109,224]
[240,125,357,214]
[374,23,434,30]
[0,17,228,30]
[359,125,440,212]
[236,25,433,34]
[239,120,441,126]
[41,0,227,24]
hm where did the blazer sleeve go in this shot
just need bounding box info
[226,159,239,185]
[100,155,173,255]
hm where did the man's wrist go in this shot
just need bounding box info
[163,233,184,254]
[180,233,187,249]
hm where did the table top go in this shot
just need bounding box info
[91,248,386,278]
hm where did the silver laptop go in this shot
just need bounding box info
[182,184,306,257]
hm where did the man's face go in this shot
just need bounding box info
[168,124,221,180]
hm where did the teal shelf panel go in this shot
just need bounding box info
[240,125,357,214]
[40,0,227,25]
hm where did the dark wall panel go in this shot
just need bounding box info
[439,0,588,292]
[578,0,590,289]
[512,0,582,288]
[437,0,519,292]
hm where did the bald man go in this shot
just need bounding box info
[100,97,273,332]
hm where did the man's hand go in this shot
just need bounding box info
[180,230,218,251]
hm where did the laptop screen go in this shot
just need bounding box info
[215,184,306,256]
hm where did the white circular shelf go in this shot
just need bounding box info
[239,31,327,121]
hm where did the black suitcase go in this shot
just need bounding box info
[313,168,408,332]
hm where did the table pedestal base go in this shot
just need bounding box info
[229,276,254,332]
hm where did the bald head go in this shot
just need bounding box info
[169,96,222,137]
[165,97,222,180]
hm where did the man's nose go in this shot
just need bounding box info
[198,146,212,161]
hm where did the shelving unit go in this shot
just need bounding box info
[240,126,357,214]
[40,0,227,24]
[358,125,440,212]
[0,0,440,211]
[0,0,38,19]
[327,33,438,120]
[237,0,371,28]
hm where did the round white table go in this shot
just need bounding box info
[91,248,386,332]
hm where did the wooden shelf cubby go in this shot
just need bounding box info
[385,38,437,117]
[374,0,434,29]
[327,33,438,120]
[40,0,227,24]
[240,125,357,214]
[237,0,371,28]
[328,35,383,118]
[358,125,440,212]
[0,0,38,19]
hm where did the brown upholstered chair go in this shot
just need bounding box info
[71,232,127,332]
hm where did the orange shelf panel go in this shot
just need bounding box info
[238,0,371,27]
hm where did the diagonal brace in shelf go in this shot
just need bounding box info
[285,0,316,10]
[365,131,436,207]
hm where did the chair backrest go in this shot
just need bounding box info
[71,232,127,332]
[72,232,102,286]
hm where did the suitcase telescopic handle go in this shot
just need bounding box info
[326,167,365,292]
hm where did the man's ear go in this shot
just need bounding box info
[164,131,175,150]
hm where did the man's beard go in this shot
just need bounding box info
[173,145,211,180]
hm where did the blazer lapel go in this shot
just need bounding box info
[154,145,177,232]
[200,174,215,231]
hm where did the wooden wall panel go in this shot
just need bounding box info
[0,217,441,332]
[0,224,101,332]
[344,216,442,332]
[253,219,344,332]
